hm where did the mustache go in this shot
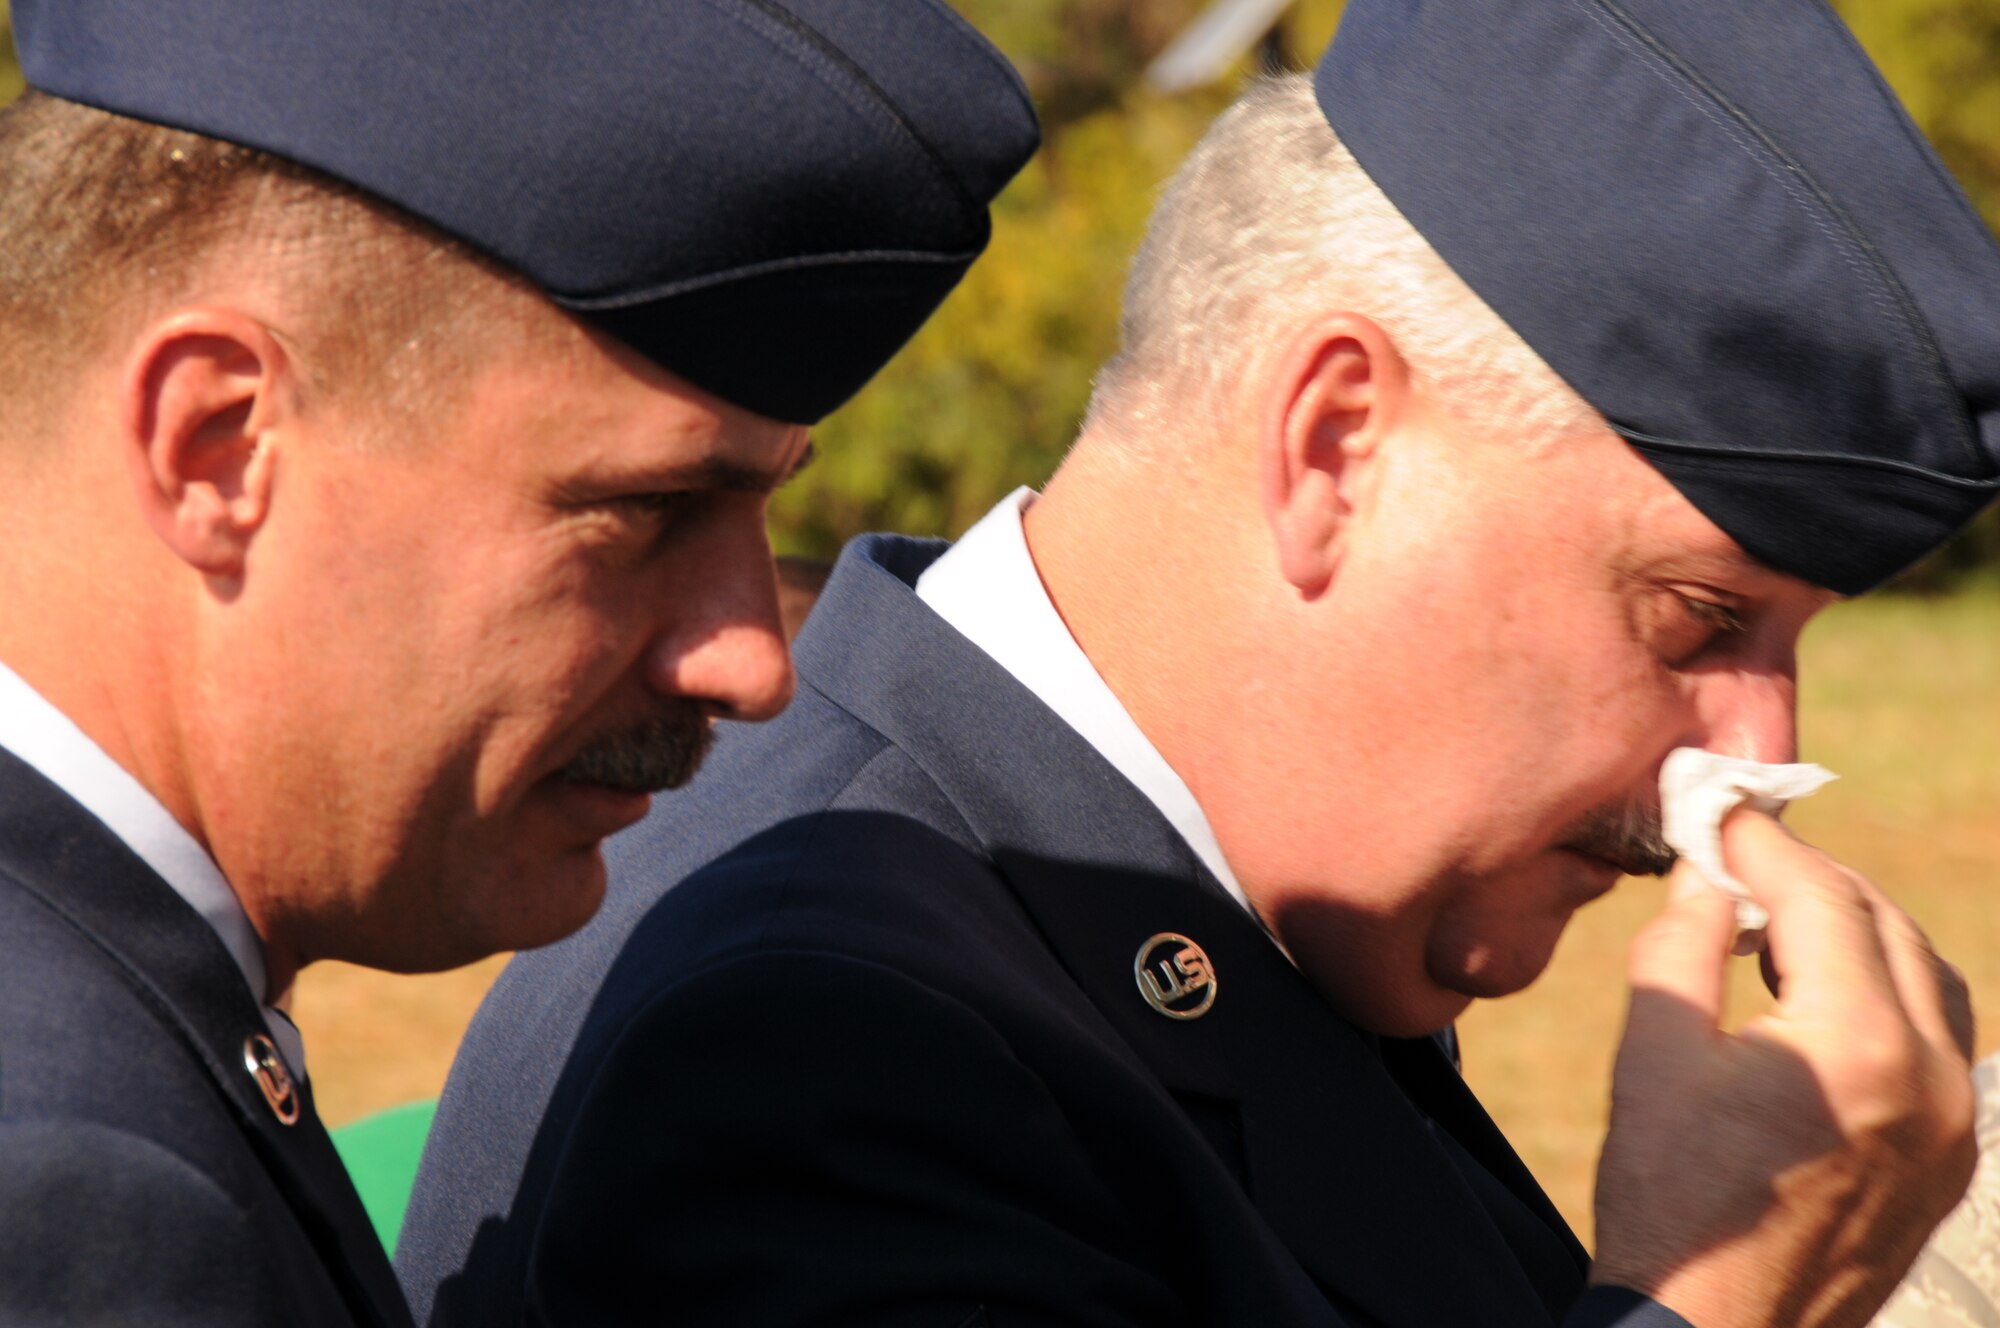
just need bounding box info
[556,705,714,795]
[1563,799,1677,877]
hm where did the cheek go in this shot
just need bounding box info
[1274,890,1474,1037]
[274,556,581,830]
[1472,598,1691,787]
[440,559,670,812]
[1422,865,1584,1001]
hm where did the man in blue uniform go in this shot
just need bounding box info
[402,2,1997,1326]
[0,3,1037,1323]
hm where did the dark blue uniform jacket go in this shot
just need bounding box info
[0,746,412,1327]
[399,535,1686,1328]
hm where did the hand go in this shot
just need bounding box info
[1590,809,1977,1328]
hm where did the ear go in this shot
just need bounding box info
[119,309,290,579]
[1259,313,1411,597]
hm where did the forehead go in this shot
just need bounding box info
[1599,448,1835,606]
[430,314,797,479]
[1458,424,1829,602]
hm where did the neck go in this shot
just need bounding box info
[1024,431,1384,943]
[1024,432,1264,842]
[0,484,289,1003]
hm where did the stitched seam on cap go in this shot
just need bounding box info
[1802,0,2000,257]
[911,0,1038,130]
[1623,429,2000,488]
[1640,450,1978,498]
[554,245,979,311]
[1581,2,1906,341]
[717,0,981,222]
[1580,0,1984,475]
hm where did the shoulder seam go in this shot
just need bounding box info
[748,734,981,949]
[800,677,984,848]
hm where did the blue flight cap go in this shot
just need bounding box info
[12,0,1040,425]
[1317,0,2000,594]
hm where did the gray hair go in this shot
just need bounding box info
[1087,75,1596,449]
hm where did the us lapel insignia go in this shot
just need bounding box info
[242,1033,301,1126]
[1134,932,1216,1020]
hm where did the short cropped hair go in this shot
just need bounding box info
[0,92,544,439]
[1088,75,1596,448]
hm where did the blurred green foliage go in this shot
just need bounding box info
[788,0,2000,587]
[777,0,1345,554]
[1,1,1995,582]
[1836,0,2000,590]
[791,0,2000,590]
[1,3,21,104]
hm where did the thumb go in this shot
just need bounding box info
[1615,862,1736,1087]
[1629,861,1736,1022]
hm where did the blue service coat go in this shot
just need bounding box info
[0,746,413,1327]
[398,535,1685,1327]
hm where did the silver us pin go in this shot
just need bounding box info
[1134,932,1216,1020]
[242,1033,301,1126]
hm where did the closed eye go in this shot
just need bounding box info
[618,491,695,517]
[1679,594,1747,636]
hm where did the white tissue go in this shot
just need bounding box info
[1658,747,1837,932]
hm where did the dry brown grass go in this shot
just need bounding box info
[292,954,508,1128]
[293,591,2000,1250]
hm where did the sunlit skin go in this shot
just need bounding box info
[1234,420,1834,1035]
[191,326,811,988]
[1028,314,1837,1037]
[0,280,808,1000]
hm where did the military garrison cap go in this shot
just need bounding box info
[13,0,1040,425]
[1317,0,2000,594]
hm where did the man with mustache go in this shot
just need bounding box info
[0,2,1037,1324]
[403,3,1993,1326]
[559,709,716,806]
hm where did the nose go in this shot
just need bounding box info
[642,512,797,724]
[1685,655,1800,765]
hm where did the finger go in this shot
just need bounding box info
[1628,860,1737,1022]
[1730,926,1768,959]
[1721,810,1901,1023]
[1849,873,1976,1064]
[1616,863,1738,1091]
[1942,961,1976,1063]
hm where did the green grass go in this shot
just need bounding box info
[1461,588,2000,1246]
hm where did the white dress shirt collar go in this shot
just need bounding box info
[0,659,304,1075]
[916,487,1259,922]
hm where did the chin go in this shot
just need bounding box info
[484,844,610,954]
[1323,976,1476,1039]
[401,844,611,970]
[1372,996,1478,1039]
[1427,932,1566,1006]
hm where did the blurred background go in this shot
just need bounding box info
[5,0,1997,1245]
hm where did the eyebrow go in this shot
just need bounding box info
[1639,550,1843,608]
[669,439,817,494]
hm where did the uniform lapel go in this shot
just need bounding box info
[1378,1032,1590,1270]
[803,537,1581,1326]
[0,747,413,1328]
[978,806,1573,1327]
